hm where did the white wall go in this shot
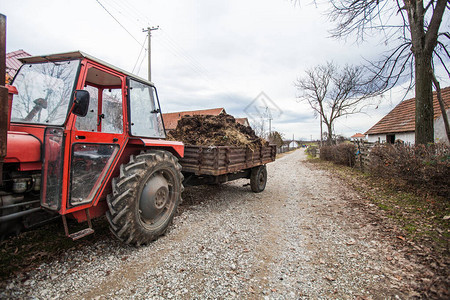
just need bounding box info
[367,134,384,143]
[367,132,415,144]
[289,141,298,148]
[434,109,450,144]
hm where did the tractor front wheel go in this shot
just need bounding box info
[106,150,183,246]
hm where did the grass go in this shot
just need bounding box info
[307,157,449,256]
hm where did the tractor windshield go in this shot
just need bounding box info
[11,60,80,125]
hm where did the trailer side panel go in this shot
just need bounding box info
[180,145,276,176]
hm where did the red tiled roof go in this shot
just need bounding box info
[163,108,225,130]
[6,50,31,81]
[366,86,450,135]
[235,117,249,126]
[351,133,365,138]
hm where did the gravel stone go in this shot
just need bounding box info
[0,150,433,298]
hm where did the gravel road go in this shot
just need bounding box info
[2,150,433,299]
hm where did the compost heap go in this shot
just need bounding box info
[167,113,268,149]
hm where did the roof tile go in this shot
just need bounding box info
[6,50,31,80]
[366,86,450,135]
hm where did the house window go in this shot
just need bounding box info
[386,134,395,144]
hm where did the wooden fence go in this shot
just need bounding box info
[354,141,376,172]
[277,144,301,154]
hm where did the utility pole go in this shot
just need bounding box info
[268,118,272,136]
[265,107,272,136]
[142,26,159,82]
[259,106,273,137]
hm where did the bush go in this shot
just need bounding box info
[305,145,318,157]
[369,143,450,196]
[320,143,356,167]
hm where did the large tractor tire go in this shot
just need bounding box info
[250,165,267,193]
[106,150,183,246]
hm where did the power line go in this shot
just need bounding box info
[95,0,142,46]
[99,0,216,80]
[105,0,143,26]
[334,118,363,133]
[96,0,237,101]
[97,0,204,77]
[132,35,148,74]
[136,49,147,75]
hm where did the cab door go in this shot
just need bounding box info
[64,63,127,212]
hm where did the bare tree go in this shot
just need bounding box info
[327,0,449,145]
[295,62,376,145]
[268,131,284,148]
[250,117,266,138]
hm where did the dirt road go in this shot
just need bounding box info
[2,150,432,299]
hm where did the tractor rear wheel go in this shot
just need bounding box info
[250,165,267,193]
[106,150,183,246]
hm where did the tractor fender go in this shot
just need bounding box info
[129,138,184,158]
[4,131,41,164]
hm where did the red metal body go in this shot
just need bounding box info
[3,52,184,225]
[6,85,17,131]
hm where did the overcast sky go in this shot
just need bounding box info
[3,0,449,140]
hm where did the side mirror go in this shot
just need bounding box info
[72,90,90,117]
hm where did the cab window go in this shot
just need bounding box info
[128,79,165,138]
[75,67,123,134]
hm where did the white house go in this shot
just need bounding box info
[351,133,366,142]
[365,86,450,145]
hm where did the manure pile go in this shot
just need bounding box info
[167,114,267,149]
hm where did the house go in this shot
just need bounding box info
[351,133,366,142]
[365,87,450,144]
[288,140,299,148]
[235,117,250,127]
[162,108,226,131]
[6,49,31,83]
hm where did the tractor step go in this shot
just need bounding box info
[68,228,95,240]
[61,208,94,241]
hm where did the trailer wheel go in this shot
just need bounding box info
[250,165,267,193]
[106,150,183,246]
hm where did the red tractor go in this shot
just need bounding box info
[1,51,185,245]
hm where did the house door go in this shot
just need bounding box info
[386,134,395,144]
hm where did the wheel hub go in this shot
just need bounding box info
[258,172,265,186]
[139,173,170,223]
[154,187,168,209]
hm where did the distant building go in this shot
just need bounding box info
[288,140,298,148]
[350,133,366,142]
[6,49,31,83]
[365,86,450,144]
[235,117,250,127]
[162,108,226,131]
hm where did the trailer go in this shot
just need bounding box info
[181,144,276,192]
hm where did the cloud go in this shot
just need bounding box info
[3,0,449,141]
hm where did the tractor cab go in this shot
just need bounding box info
[4,51,182,240]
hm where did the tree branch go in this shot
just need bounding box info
[424,0,448,54]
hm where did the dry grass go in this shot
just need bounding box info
[308,158,449,256]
